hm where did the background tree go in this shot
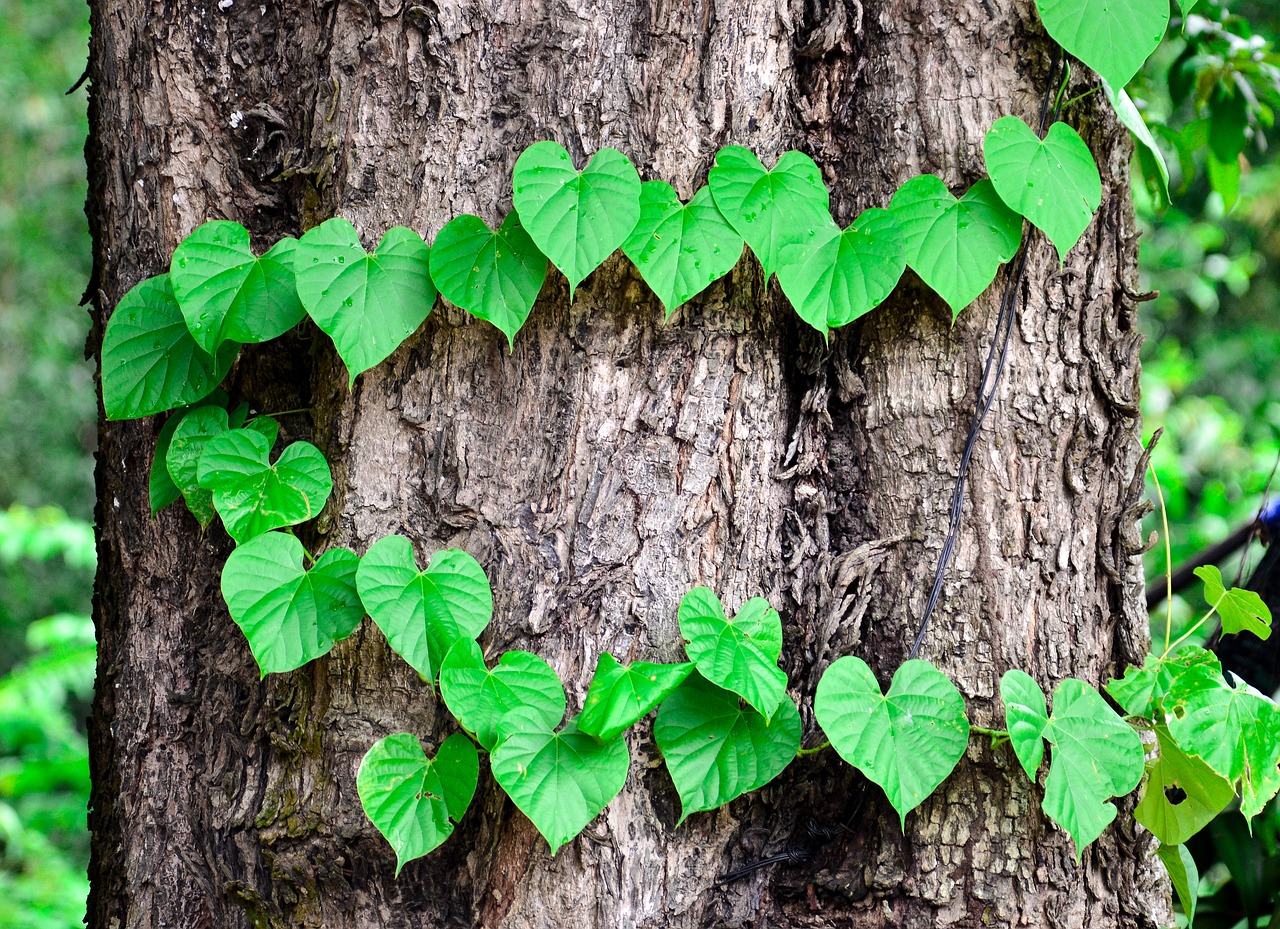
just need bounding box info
[85,1,1162,927]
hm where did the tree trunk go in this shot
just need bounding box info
[86,1,1165,926]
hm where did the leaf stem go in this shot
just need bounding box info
[1060,87,1101,111]
[256,407,312,419]
[1165,597,1225,656]
[1150,462,1175,656]
[797,740,831,757]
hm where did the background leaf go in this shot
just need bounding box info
[429,211,547,348]
[1135,725,1234,846]
[1194,564,1272,639]
[775,208,906,335]
[356,536,493,681]
[578,654,691,741]
[815,656,969,826]
[889,176,1022,317]
[101,274,239,420]
[490,717,630,855]
[439,638,564,750]
[220,531,363,676]
[511,141,641,298]
[677,586,787,719]
[621,181,743,315]
[170,220,305,353]
[295,219,435,383]
[984,117,1102,262]
[1035,0,1170,91]
[653,671,800,822]
[707,146,831,280]
[357,733,478,874]
[196,430,332,543]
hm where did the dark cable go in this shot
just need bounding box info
[908,51,1062,660]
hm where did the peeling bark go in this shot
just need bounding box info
[87,1,1165,926]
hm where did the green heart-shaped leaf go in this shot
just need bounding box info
[620,182,744,316]
[677,586,787,719]
[1134,725,1234,847]
[439,638,565,750]
[1195,565,1272,639]
[429,211,547,348]
[511,141,641,298]
[1165,662,1280,822]
[578,654,692,742]
[166,405,231,528]
[1000,671,1144,859]
[815,656,969,827]
[1035,0,1169,92]
[355,535,493,681]
[149,390,229,515]
[653,671,800,822]
[890,176,1023,317]
[219,531,363,676]
[776,208,906,335]
[707,146,831,280]
[984,117,1102,263]
[295,219,435,384]
[357,732,479,874]
[196,430,331,543]
[101,274,239,420]
[490,716,630,855]
[170,220,305,354]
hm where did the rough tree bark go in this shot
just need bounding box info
[86,0,1166,926]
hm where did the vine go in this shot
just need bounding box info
[96,0,1280,921]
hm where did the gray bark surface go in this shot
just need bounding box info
[87,0,1164,926]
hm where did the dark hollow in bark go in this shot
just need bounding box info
[86,1,1165,926]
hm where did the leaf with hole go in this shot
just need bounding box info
[511,141,641,298]
[1134,725,1234,847]
[621,182,744,315]
[815,656,969,827]
[776,208,906,335]
[1195,565,1272,640]
[1000,671,1144,858]
[984,117,1101,262]
[678,586,787,719]
[101,274,240,420]
[490,716,630,855]
[429,211,547,347]
[220,531,363,676]
[170,221,306,354]
[653,671,800,822]
[357,733,478,874]
[707,146,831,280]
[1035,0,1169,92]
[1165,662,1280,823]
[578,653,692,741]
[196,430,331,543]
[889,176,1022,317]
[295,218,435,384]
[356,536,493,682]
[1105,646,1221,718]
[439,638,565,750]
